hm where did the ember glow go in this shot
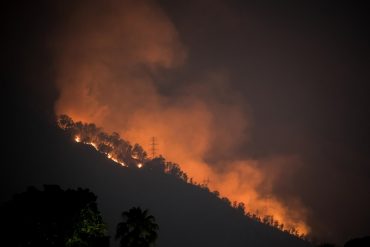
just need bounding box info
[79,138,126,167]
[86,142,98,150]
[53,0,310,237]
[111,158,126,167]
[74,136,81,143]
[58,115,145,168]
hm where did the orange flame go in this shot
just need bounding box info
[73,135,127,167]
[74,136,81,143]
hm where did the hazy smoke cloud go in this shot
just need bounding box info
[54,0,309,234]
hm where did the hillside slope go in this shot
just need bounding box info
[1,112,312,247]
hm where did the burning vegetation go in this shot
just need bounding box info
[57,114,308,239]
[58,115,147,168]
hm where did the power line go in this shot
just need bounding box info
[150,136,158,159]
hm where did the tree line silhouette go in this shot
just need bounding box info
[0,185,159,247]
[58,115,147,168]
[1,185,108,247]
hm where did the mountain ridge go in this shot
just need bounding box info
[1,114,312,247]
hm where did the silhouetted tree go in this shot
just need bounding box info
[221,197,231,206]
[263,215,274,225]
[144,156,165,172]
[132,144,147,162]
[0,185,108,247]
[67,206,107,247]
[212,190,220,197]
[165,162,188,182]
[236,202,245,215]
[98,143,113,154]
[58,114,74,129]
[116,207,159,247]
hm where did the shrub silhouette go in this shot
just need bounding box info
[0,185,108,247]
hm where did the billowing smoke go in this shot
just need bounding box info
[53,0,309,235]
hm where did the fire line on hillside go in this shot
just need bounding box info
[57,114,309,239]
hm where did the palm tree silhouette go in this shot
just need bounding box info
[116,207,159,247]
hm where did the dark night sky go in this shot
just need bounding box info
[2,0,370,245]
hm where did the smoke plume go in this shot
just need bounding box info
[53,0,309,235]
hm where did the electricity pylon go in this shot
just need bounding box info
[150,136,157,159]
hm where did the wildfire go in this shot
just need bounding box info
[86,142,98,150]
[74,136,81,142]
[67,123,132,168]
[111,157,127,167]
[59,115,309,237]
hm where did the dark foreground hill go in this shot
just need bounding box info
[1,111,312,247]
